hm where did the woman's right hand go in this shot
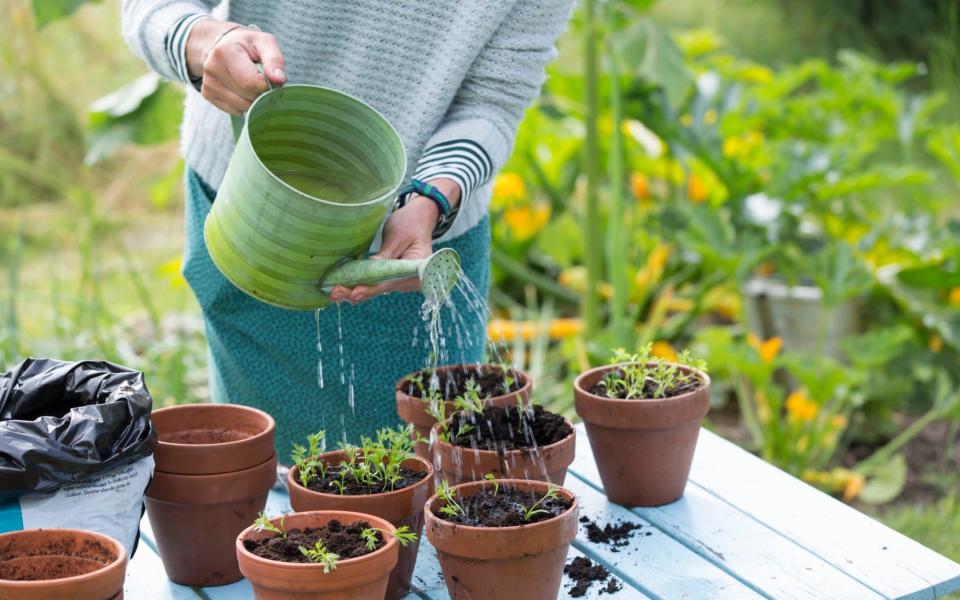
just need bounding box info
[185,19,287,115]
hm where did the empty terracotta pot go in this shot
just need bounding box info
[574,363,710,507]
[146,402,277,586]
[431,419,575,485]
[287,452,434,600]
[395,365,532,458]
[424,479,578,600]
[0,528,127,600]
[236,510,399,600]
[150,403,275,474]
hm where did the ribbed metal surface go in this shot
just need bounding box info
[205,86,406,310]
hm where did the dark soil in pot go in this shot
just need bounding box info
[448,404,572,451]
[159,429,250,444]
[302,465,426,495]
[589,369,703,399]
[243,519,377,563]
[439,487,573,527]
[402,365,524,399]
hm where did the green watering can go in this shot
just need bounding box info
[204,84,461,310]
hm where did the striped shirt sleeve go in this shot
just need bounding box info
[405,138,494,238]
[165,13,207,89]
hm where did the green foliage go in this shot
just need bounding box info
[484,473,500,495]
[253,512,286,539]
[360,526,417,551]
[298,540,339,573]
[601,344,706,399]
[435,480,465,519]
[523,484,561,522]
[291,431,327,488]
[31,0,99,27]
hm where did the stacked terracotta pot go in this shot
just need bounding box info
[145,404,276,586]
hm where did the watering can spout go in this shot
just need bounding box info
[319,248,462,305]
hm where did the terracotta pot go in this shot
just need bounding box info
[574,363,710,507]
[287,452,434,600]
[395,365,532,459]
[424,479,578,600]
[0,528,127,600]
[146,453,277,586]
[431,418,575,485]
[150,403,276,475]
[236,510,399,600]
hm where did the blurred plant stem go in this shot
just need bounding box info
[604,0,630,348]
[581,0,603,337]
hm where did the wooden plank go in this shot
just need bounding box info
[125,540,202,599]
[563,475,761,599]
[569,429,884,600]
[687,428,960,600]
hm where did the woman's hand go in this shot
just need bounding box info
[330,178,462,304]
[185,19,287,115]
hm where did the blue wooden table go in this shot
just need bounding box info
[125,425,960,599]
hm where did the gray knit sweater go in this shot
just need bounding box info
[120,0,573,241]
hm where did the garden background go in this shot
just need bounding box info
[2,0,959,564]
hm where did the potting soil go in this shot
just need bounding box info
[438,487,573,527]
[403,365,523,399]
[243,520,377,563]
[580,516,643,552]
[564,556,623,597]
[590,368,704,399]
[449,404,572,451]
[304,465,427,495]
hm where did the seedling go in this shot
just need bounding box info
[253,511,286,538]
[601,345,707,399]
[291,431,326,488]
[436,480,465,518]
[522,484,561,522]
[484,473,500,495]
[360,525,418,550]
[499,362,517,395]
[299,540,339,573]
[292,424,422,494]
[453,378,486,415]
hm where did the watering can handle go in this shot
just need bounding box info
[230,60,276,141]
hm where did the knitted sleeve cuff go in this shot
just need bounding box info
[408,118,505,237]
[167,13,208,88]
[125,1,211,82]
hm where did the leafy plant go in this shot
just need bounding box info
[436,480,465,518]
[291,431,326,488]
[299,540,339,573]
[600,343,707,399]
[253,512,286,538]
[360,525,417,551]
[484,473,500,495]
[523,484,561,522]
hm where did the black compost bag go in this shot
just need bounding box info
[0,357,156,497]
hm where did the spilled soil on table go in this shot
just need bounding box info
[564,556,623,597]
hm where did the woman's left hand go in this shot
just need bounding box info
[329,178,460,303]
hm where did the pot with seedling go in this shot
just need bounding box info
[574,345,710,507]
[0,529,127,600]
[430,379,575,485]
[145,403,277,585]
[396,363,531,458]
[236,510,416,599]
[285,425,433,600]
[425,478,578,600]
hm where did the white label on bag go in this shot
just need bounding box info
[18,456,155,555]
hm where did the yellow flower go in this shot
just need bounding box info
[704,108,718,125]
[739,65,774,84]
[680,114,694,127]
[559,266,586,292]
[830,414,848,430]
[950,287,960,305]
[503,204,550,241]
[796,435,809,453]
[631,173,651,203]
[747,335,782,363]
[687,173,708,203]
[842,473,866,503]
[488,318,583,342]
[633,243,672,298]
[929,335,944,353]
[492,172,526,209]
[651,341,679,362]
[722,130,764,160]
[158,257,186,289]
[786,389,818,422]
[754,391,771,425]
